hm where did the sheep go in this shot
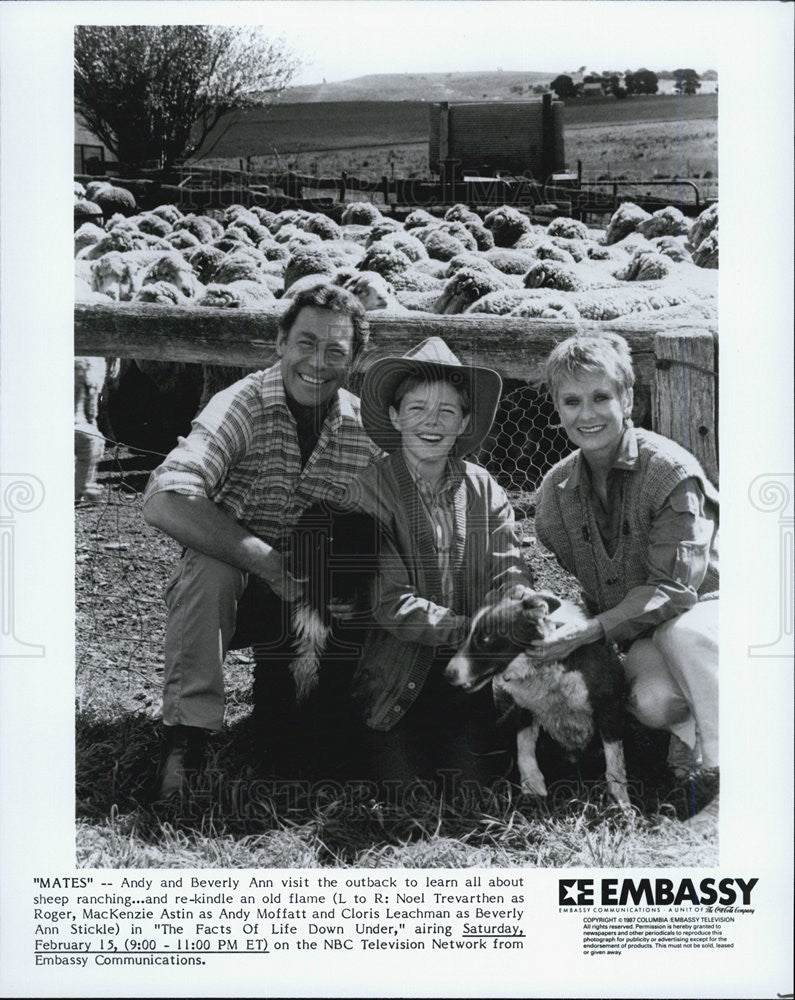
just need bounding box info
[133,281,190,305]
[390,267,445,293]
[197,280,275,308]
[276,225,321,246]
[433,266,507,314]
[257,238,291,263]
[230,219,273,245]
[689,203,718,250]
[483,247,537,275]
[224,224,256,247]
[165,229,202,251]
[365,219,404,244]
[692,228,718,269]
[443,203,479,224]
[344,272,407,313]
[304,214,343,241]
[211,254,271,286]
[547,217,589,241]
[612,232,654,256]
[585,243,614,261]
[85,180,111,201]
[357,242,413,283]
[567,288,692,321]
[136,213,173,238]
[404,209,438,230]
[283,246,338,290]
[91,184,137,217]
[651,236,693,263]
[223,205,261,229]
[444,252,509,282]
[340,224,373,246]
[74,198,104,219]
[549,236,588,262]
[414,227,470,261]
[466,289,538,315]
[439,221,478,251]
[395,289,439,312]
[75,278,113,304]
[74,221,106,256]
[613,248,671,282]
[604,202,652,245]
[513,232,543,251]
[532,241,576,265]
[150,204,184,225]
[74,181,86,199]
[140,253,205,299]
[523,260,587,292]
[250,206,279,229]
[188,246,225,285]
[411,257,449,279]
[509,293,582,321]
[90,252,138,301]
[375,230,428,262]
[462,219,495,251]
[174,213,223,243]
[483,205,533,247]
[340,202,382,226]
[74,357,108,502]
[638,206,690,240]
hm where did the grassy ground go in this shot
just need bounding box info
[75,467,717,869]
[191,93,717,184]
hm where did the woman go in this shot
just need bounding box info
[533,333,719,825]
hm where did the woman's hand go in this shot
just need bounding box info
[529,617,604,662]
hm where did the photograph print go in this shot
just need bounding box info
[72,9,724,873]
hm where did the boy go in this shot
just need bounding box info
[342,338,532,790]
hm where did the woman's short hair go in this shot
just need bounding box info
[279,282,370,359]
[392,370,471,416]
[544,333,635,396]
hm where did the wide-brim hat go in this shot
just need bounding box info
[361,337,502,456]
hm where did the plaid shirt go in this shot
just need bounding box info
[143,362,382,550]
[407,462,460,609]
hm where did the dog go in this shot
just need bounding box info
[285,501,383,701]
[445,585,630,809]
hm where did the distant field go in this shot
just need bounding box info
[192,93,717,162]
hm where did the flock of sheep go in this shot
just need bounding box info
[73,178,719,498]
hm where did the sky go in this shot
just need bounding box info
[50,0,764,87]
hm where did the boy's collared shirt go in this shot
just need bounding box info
[406,460,461,609]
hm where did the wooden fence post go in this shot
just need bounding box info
[653,329,718,485]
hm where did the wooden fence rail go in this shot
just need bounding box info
[74,303,718,482]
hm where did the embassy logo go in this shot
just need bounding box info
[559,879,595,906]
[559,877,758,908]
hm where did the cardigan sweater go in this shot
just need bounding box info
[341,451,531,730]
[536,428,719,640]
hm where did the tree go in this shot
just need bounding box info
[549,74,577,100]
[674,68,701,95]
[634,68,659,94]
[74,25,299,169]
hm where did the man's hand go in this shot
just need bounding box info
[256,549,305,603]
[529,617,604,662]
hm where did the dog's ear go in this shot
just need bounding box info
[528,590,562,614]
